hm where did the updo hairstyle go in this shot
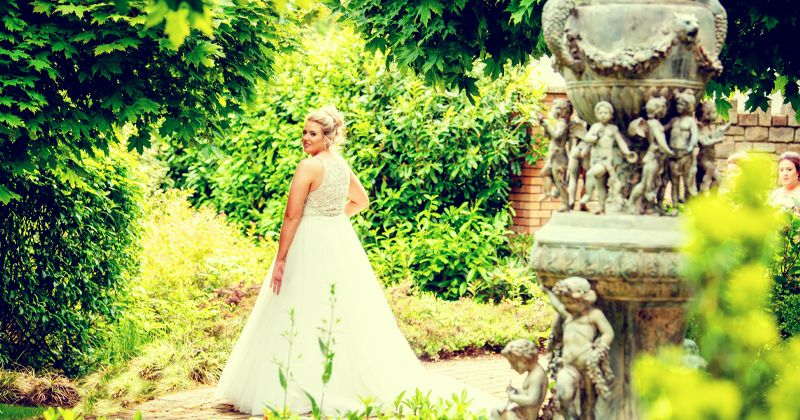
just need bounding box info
[306,105,345,149]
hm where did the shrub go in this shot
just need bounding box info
[162,24,546,299]
[771,211,800,338]
[387,282,552,359]
[0,151,142,376]
[635,156,800,419]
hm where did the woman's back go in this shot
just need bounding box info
[303,156,349,217]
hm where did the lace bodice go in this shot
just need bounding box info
[303,157,350,216]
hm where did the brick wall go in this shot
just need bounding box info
[714,103,800,168]
[509,95,800,234]
[509,89,568,234]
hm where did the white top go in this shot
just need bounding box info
[769,186,800,211]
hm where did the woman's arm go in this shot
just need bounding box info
[271,159,319,294]
[344,168,369,217]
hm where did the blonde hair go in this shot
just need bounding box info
[306,105,345,149]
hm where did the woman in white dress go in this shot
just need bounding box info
[216,106,500,416]
[768,151,800,212]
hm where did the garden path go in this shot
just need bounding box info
[128,354,523,419]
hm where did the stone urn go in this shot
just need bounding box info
[526,0,728,418]
[531,212,687,418]
[542,0,727,126]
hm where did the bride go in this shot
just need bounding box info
[216,106,500,416]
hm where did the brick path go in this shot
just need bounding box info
[129,354,525,419]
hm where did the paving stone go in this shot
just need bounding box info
[126,354,528,419]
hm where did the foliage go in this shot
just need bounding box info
[78,188,274,415]
[634,156,800,419]
[163,25,544,298]
[0,403,46,420]
[707,1,800,120]
[771,211,800,338]
[329,0,800,118]
[326,0,547,98]
[387,282,551,359]
[0,0,297,202]
[266,388,488,419]
[0,150,142,376]
[0,369,80,408]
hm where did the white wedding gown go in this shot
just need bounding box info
[216,156,501,416]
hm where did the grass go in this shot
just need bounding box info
[0,403,45,420]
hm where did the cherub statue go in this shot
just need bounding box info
[696,100,731,192]
[491,339,548,420]
[627,97,674,214]
[544,277,614,420]
[579,101,638,214]
[566,120,590,210]
[538,99,574,212]
[666,89,700,208]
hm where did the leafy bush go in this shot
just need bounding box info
[0,0,297,201]
[0,151,142,376]
[163,24,546,299]
[771,212,800,338]
[635,156,800,419]
[387,282,551,359]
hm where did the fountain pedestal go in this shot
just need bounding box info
[531,212,688,418]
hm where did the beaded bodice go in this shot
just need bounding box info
[303,157,349,217]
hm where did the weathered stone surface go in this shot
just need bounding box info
[773,115,789,126]
[770,127,795,143]
[738,113,758,126]
[714,140,734,158]
[758,110,772,126]
[531,212,687,420]
[725,125,744,136]
[753,142,776,153]
[745,126,769,141]
[735,142,753,152]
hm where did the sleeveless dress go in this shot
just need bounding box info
[215,156,500,415]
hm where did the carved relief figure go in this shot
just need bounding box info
[666,90,699,208]
[579,101,637,214]
[491,339,548,420]
[627,97,674,214]
[696,100,730,192]
[544,277,615,419]
[566,119,590,210]
[538,99,574,212]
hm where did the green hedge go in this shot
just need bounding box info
[772,212,800,338]
[0,152,142,376]
[163,24,545,299]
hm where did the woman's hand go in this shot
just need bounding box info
[271,260,286,294]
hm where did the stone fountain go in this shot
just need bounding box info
[522,1,727,418]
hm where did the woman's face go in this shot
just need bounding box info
[302,120,327,155]
[778,159,800,188]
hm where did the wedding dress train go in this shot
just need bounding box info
[216,156,501,415]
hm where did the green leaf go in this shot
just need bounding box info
[0,112,23,127]
[165,6,191,49]
[0,184,21,204]
[278,369,287,390]
[94,42,129,56]
[303,390,320,416]
[322,360,333,384]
